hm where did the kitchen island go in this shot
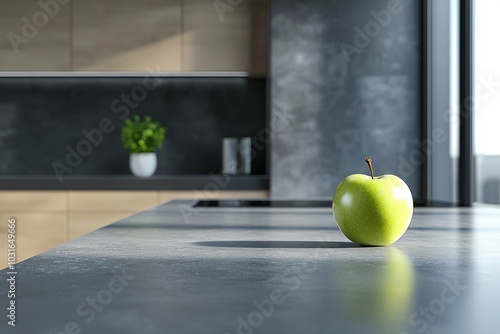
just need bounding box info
[1,200,500,334]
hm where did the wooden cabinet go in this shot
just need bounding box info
[0,191,68,269]
[0,191,66,211]
[183,0,251,72]
[69,191,159,211]
[0,0,71,71]
[0,190,268,269]
[183,0,268,75]
[68,190,160,239]
[72,0,182,71]
[0,0,267,73]
[1,213,67,265]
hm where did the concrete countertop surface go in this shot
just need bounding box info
[1,200,500,334]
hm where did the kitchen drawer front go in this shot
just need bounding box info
[69,191,159,212]
[0,191,67,212]
[0,212,67,269]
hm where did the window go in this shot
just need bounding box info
[473,0,500,204]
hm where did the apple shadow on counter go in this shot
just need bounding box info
[193,241,363,248]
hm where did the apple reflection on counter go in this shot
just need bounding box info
[332,248,415,334]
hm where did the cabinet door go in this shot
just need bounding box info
[69,191,158,211]
[183,0,252,71]
[0,213,67,269]
[72,0,182,71]
[0,191,67,211]
[68,191,159,239]
[0,0,70,71]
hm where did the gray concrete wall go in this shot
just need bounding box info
[270,0,423,198]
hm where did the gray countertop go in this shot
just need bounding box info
[2,200,500,334]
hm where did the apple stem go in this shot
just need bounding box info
[365,157,375,179]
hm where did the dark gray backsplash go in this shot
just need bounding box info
[0,77,267,176]
[270,0,423,199]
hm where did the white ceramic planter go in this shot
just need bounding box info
[129,153,157,178]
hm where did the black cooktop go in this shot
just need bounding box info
[193,200,332,208]
[193,199,456,208]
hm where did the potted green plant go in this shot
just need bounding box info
[120,115,167,177]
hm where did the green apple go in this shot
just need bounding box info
[332,157,413,246]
